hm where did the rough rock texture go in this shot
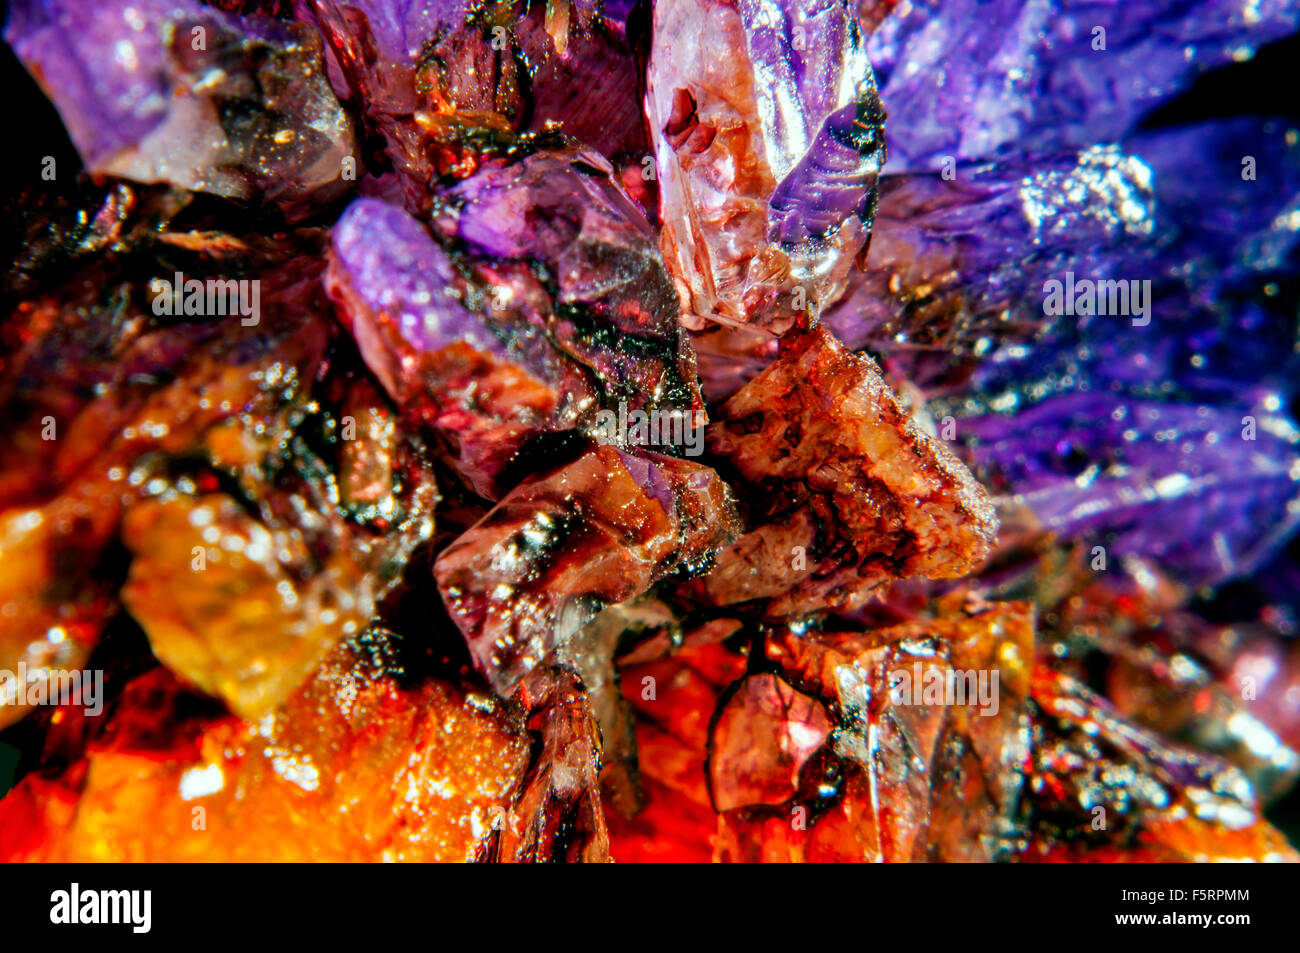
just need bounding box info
[683,326,997,616]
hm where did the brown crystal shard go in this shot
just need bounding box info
[602,590,1299,862]
[487,667,611,863]
[708,672,831,812]
[435,443,740,695]
[304,0,521,211]
[116,353,438,720]
[683,326,997,617]
[0,632,531,862]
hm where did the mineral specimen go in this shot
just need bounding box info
[2,0,1299,868]
[328,144,703,499]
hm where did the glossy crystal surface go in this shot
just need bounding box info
[2,0,1298,865]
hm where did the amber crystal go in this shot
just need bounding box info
[0,632,530,862]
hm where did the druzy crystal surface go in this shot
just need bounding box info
[2,0,1300,865]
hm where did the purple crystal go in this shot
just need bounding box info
[824,146,1156,393]
[326,196,599,497]
[6,0,181,165]
[768,99,886,246]
[964,392,1300,587]
[437,148,679,337]
[329,197,509,385]
[958,118,1300,408]
[513,5,648,160]
[323,0,468,70]
[866,0,1300,173]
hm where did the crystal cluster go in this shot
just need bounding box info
[2,0,1299,863]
